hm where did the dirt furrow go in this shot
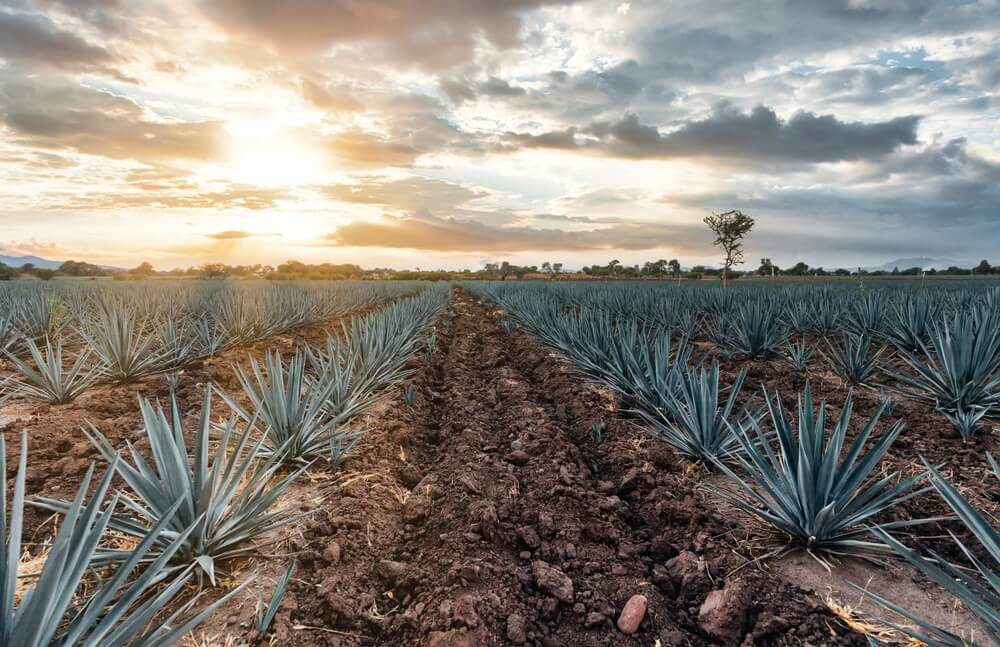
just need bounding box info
[274,289,860,646]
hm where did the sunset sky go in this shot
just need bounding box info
[0,0,997,270]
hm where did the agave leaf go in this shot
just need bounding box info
[257,561,296,632]
[709,383,932,554]
[34,386,304,585]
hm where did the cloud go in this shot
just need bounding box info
[41,183,291,211]
[200,0,577,68]
[502,104,920,164]
[441,76,527,104]
[0,238,66,256]
[0,9,126,78]
[300,78,364,112]
[205,230,280,240]
[320,131,424,169]
[0,80,223,162]
[30,0,129,35]
[660,138,1000,258]
[322,176,487,213]
[324,210,703,252]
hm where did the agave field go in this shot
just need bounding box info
[2,278,1000,645]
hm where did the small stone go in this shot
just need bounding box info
[377,559,408,582]
[618,467,644,494]
[506,613,527,644]
[532,560,574,603]
[517,526,541,548]
[505,450,530,466]
[397,463,424,489]
[427,630,475,647]
[651,564,676,596]
[616,594,648,634]
[441,595,479,628]
[666,550,710,598]
[698,580,750,643]
[459,563,481,581]
[584,611,607,628]
[403,495,431,524]
[322,540,342,563]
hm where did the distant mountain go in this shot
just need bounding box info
[0,254,64,270]
[0,254,122,271]
[864,257,974,272]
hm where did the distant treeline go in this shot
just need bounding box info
[2,257,999,281]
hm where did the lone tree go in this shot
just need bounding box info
[704,210,754,287]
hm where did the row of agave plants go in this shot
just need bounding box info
[470,280,1000,646]
[1,284,449,646]
[481,280,1000,442]
[0,280,420,404]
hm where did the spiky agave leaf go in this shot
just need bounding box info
[889,312,1000,414]
[5,432,248,647]
[884,295,941,353]
[13,293,64,347]
[847,293,888,337]
[636,361,763,463]
[191,317,226,358]
[708,383,933,555]
[876,388,895,417]
[821,333,886,386]
[80,296,166,383]
[858,456,1000,646]
[35,387,305,585]
[944,406,991,444]
[808,298,845,338]
[222,350,339,465]
[256,561,296,632]
[306,339,383,429]
[0,311,18,356]
[716,301,788,359]
[309,285,448,429]
[154,316,196,371]
[3,337,99,403]
[784,339,812,371]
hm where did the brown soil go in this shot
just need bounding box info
[253,290,864,646]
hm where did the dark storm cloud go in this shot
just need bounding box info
[200,0,577,69]
[324,210,704,252]
[502,104,919,164]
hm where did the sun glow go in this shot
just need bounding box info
[221,117,328,186]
